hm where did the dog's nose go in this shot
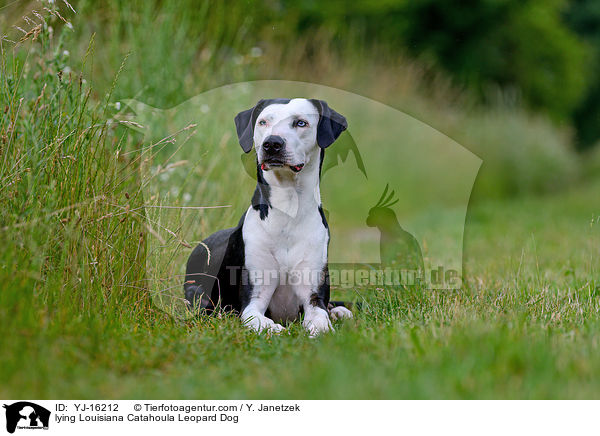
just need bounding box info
[262,135,285,154]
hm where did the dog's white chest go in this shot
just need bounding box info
[244,206,328,272]
[243,206,328,323]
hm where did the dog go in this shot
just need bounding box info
[184,98,353,335]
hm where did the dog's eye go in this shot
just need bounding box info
[295,119,308,128]
[258,120,267,126]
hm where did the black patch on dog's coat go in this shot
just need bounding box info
[319,147,325,179]
[311,264,330,311]
[309,292,321,307]
[318,205,328,230]
[252,162,271,220]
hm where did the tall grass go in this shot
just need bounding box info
[0,5,151,368]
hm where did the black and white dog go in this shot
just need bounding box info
[184,98,352,335]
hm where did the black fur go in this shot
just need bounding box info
[318,205,328,230]
[309,99,348,148]
[252,162,271,220]
[184,214,246,314]
[318,147,325,179]
[313,263,331,311]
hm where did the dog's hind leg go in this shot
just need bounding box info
[327,301,354,321]
[329,305,353,321]
[184,282,215,314]
[185,226,243,315]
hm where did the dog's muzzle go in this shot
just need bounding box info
[260,135,304,172]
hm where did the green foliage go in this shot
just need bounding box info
[401,0,588,120]
[565,0,600,149]
[60,0,583,203]
[281,0,591,136]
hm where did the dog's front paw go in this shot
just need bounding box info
[266,321,286,333]
[303,309,333,337]
[330,306,353,321]
[242,313,285,334]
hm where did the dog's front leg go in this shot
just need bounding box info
[297,288,333,337]
[240,279,285,334]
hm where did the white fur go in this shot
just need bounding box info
[330,306,353,321]
[240,98,337,335]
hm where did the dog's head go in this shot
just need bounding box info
[234,98,347,173]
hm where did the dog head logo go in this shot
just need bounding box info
[3,402,50,434]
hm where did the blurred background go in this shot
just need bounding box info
[1,0,599,398]
[3,0,599,196]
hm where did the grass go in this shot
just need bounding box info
[1,176,599,398]
[0,1,598,399]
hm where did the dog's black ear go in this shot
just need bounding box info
[235,98,291,153]
[234,100,265,153]
[310,99,348,148]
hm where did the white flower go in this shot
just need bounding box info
[250,47,263,58]
[115,102,121,110]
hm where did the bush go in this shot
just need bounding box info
[565,0,600,149]
[280,0,590,128]
[455,109,580,200]
[581,142,600,179]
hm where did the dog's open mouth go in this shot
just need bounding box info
[261,162,305,172]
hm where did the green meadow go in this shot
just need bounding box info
[0,0,598,399]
